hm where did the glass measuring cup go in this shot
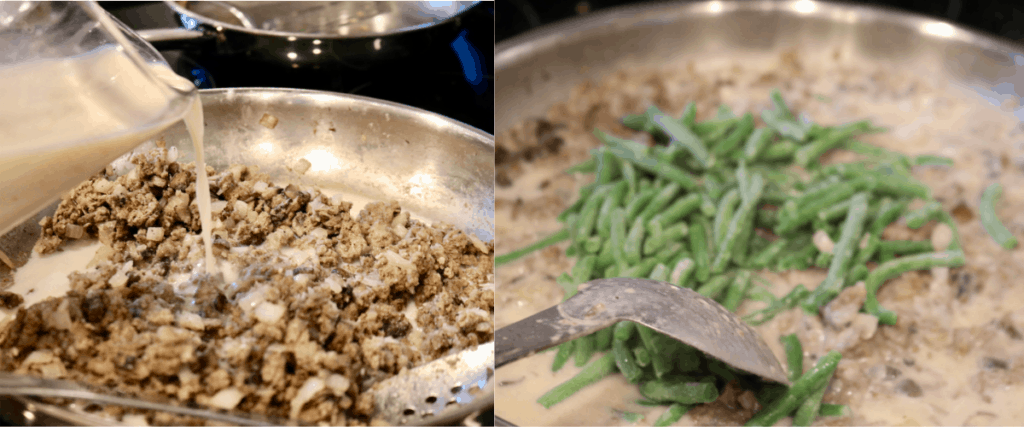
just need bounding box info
[0,1,197,237]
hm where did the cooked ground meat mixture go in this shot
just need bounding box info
[0,148,494,425]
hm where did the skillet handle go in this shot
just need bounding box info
[136,27,218,50]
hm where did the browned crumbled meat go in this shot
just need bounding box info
[0,291,22,309]
[2,148,494,426]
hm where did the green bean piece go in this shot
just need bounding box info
[819,403,851,417]
[716,104,736,119]
[624,217,646,265]
[777,179,873,235]
[871,199,908,235]
[712,174,764,273]
[794,125,860,167]
[804,192,870,311]
[551,341,575,372]
[845,264,869,288]
[904,200,942,229]
[853,234,879,265]
[583,236,603,254]
[654,404,693,427]
[744,350,842,427]
[650,107,713,169]
[574,192,606,248]
[750,239,788,269]
[636,326,674,378]
[981,183,1018,249]
[693,117,735,136]
[625,188,658,221]
[538,352,617,408]
[699,193,718,217]
[596,196,618,240]
[770,89,794,118]
[571,256,597,289]
[713,113,755,156]
[649,263,670,281]
[913,154,954,166]
[701,117,740,143]
[594,327,614,352]
[622,161,640,199]
[722,270,753,311]
[937,211,963,251]
[644,222,689,255]
[496,228,571,266]
[640,183,683,222]
[574,334,596,367]
[737,160,751,202]
[633,346,652,367]
[689,219,713,282]
[781,333,804,382]
[613,339,645,383]
[814,251,833,268]
[864,250,966,325]
[613,321,636,341]
[732,218,756,266]
[871,175,931,200]
[843,140,910,167]
[648,194,702,231]
[697,275,732,299]
[793,385,828,426]
[640,379,719,405]
[743,284,811,325]
[557,183,597,223]
[622,112,656,134]
[762,109,809,142]
[878,240,934,256]
[595,239,616,270]
[610,208,629,269]
[760,139,799,161]
[566,157,597,174]
[713,189,742,245]
[670,258,697,288]
[596,147,621,184]
[605,265,620,278]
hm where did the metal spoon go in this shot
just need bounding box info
[495,278,790,385]
[0,341,493,425]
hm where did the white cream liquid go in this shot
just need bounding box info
[0,47,217,273]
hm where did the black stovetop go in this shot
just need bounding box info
[101,1,494,135]
[497,0,1024,44]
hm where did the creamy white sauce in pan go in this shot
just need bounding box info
[495,54,1024,426]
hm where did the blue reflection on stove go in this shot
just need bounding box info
[450,29,487,95]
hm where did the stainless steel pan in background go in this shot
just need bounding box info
[0,88,494,426]
[136,1,481,70]
[496,0,1024,133]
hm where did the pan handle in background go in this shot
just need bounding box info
[136,27,219,51]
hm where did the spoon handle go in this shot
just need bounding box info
[495,303,615,369]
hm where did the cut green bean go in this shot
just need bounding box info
[566,157,597,174]
[760,140,799,161]
[610,208,629,269]
[804,192,870,311]
[744,284,811,325]
[496,229,570,266]
[793,385,828,426]
[649,263,670,281]
[913,154,954,166]
[712,174,764,273]
[571,255,597,288]
[594,327,614,351]
[689,219,713,282]
[557,183,597,223]
[878,240,934,256]
[781,333,803,382]
[980,182,1018,249]
[650,107,713,169]
[636,326,674,378]
[794,124,860,167]
[613,321,636,342]
[644,222,689,255]
[625,187,658,221]
[744,350,842,427]
[762,109,809,142]
[871,199,909,235]
[864,250,966,325]
[624,217,646,265]
[574,334,595,367]
[613,339,644,383]
[699,193,718,217]
[722,270,753,311]
[648,194,702,230]
[633,346,652,367]
[552,341,575,372]
[904,200,942,229]
[670,258,697,288]
[596,147,621,184]
[713,113,755,156]
[697,274,732,299]
[622,161,639,199]
[654,403,692,427]
[819,403,851,417]
[597,129,701,190]
[639,183,683,222]
[713,189,741,245]
[640,379,719,405]
[538,352,617,408]
[750,239,788,269]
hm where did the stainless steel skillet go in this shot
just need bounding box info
[0,88,494,426]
